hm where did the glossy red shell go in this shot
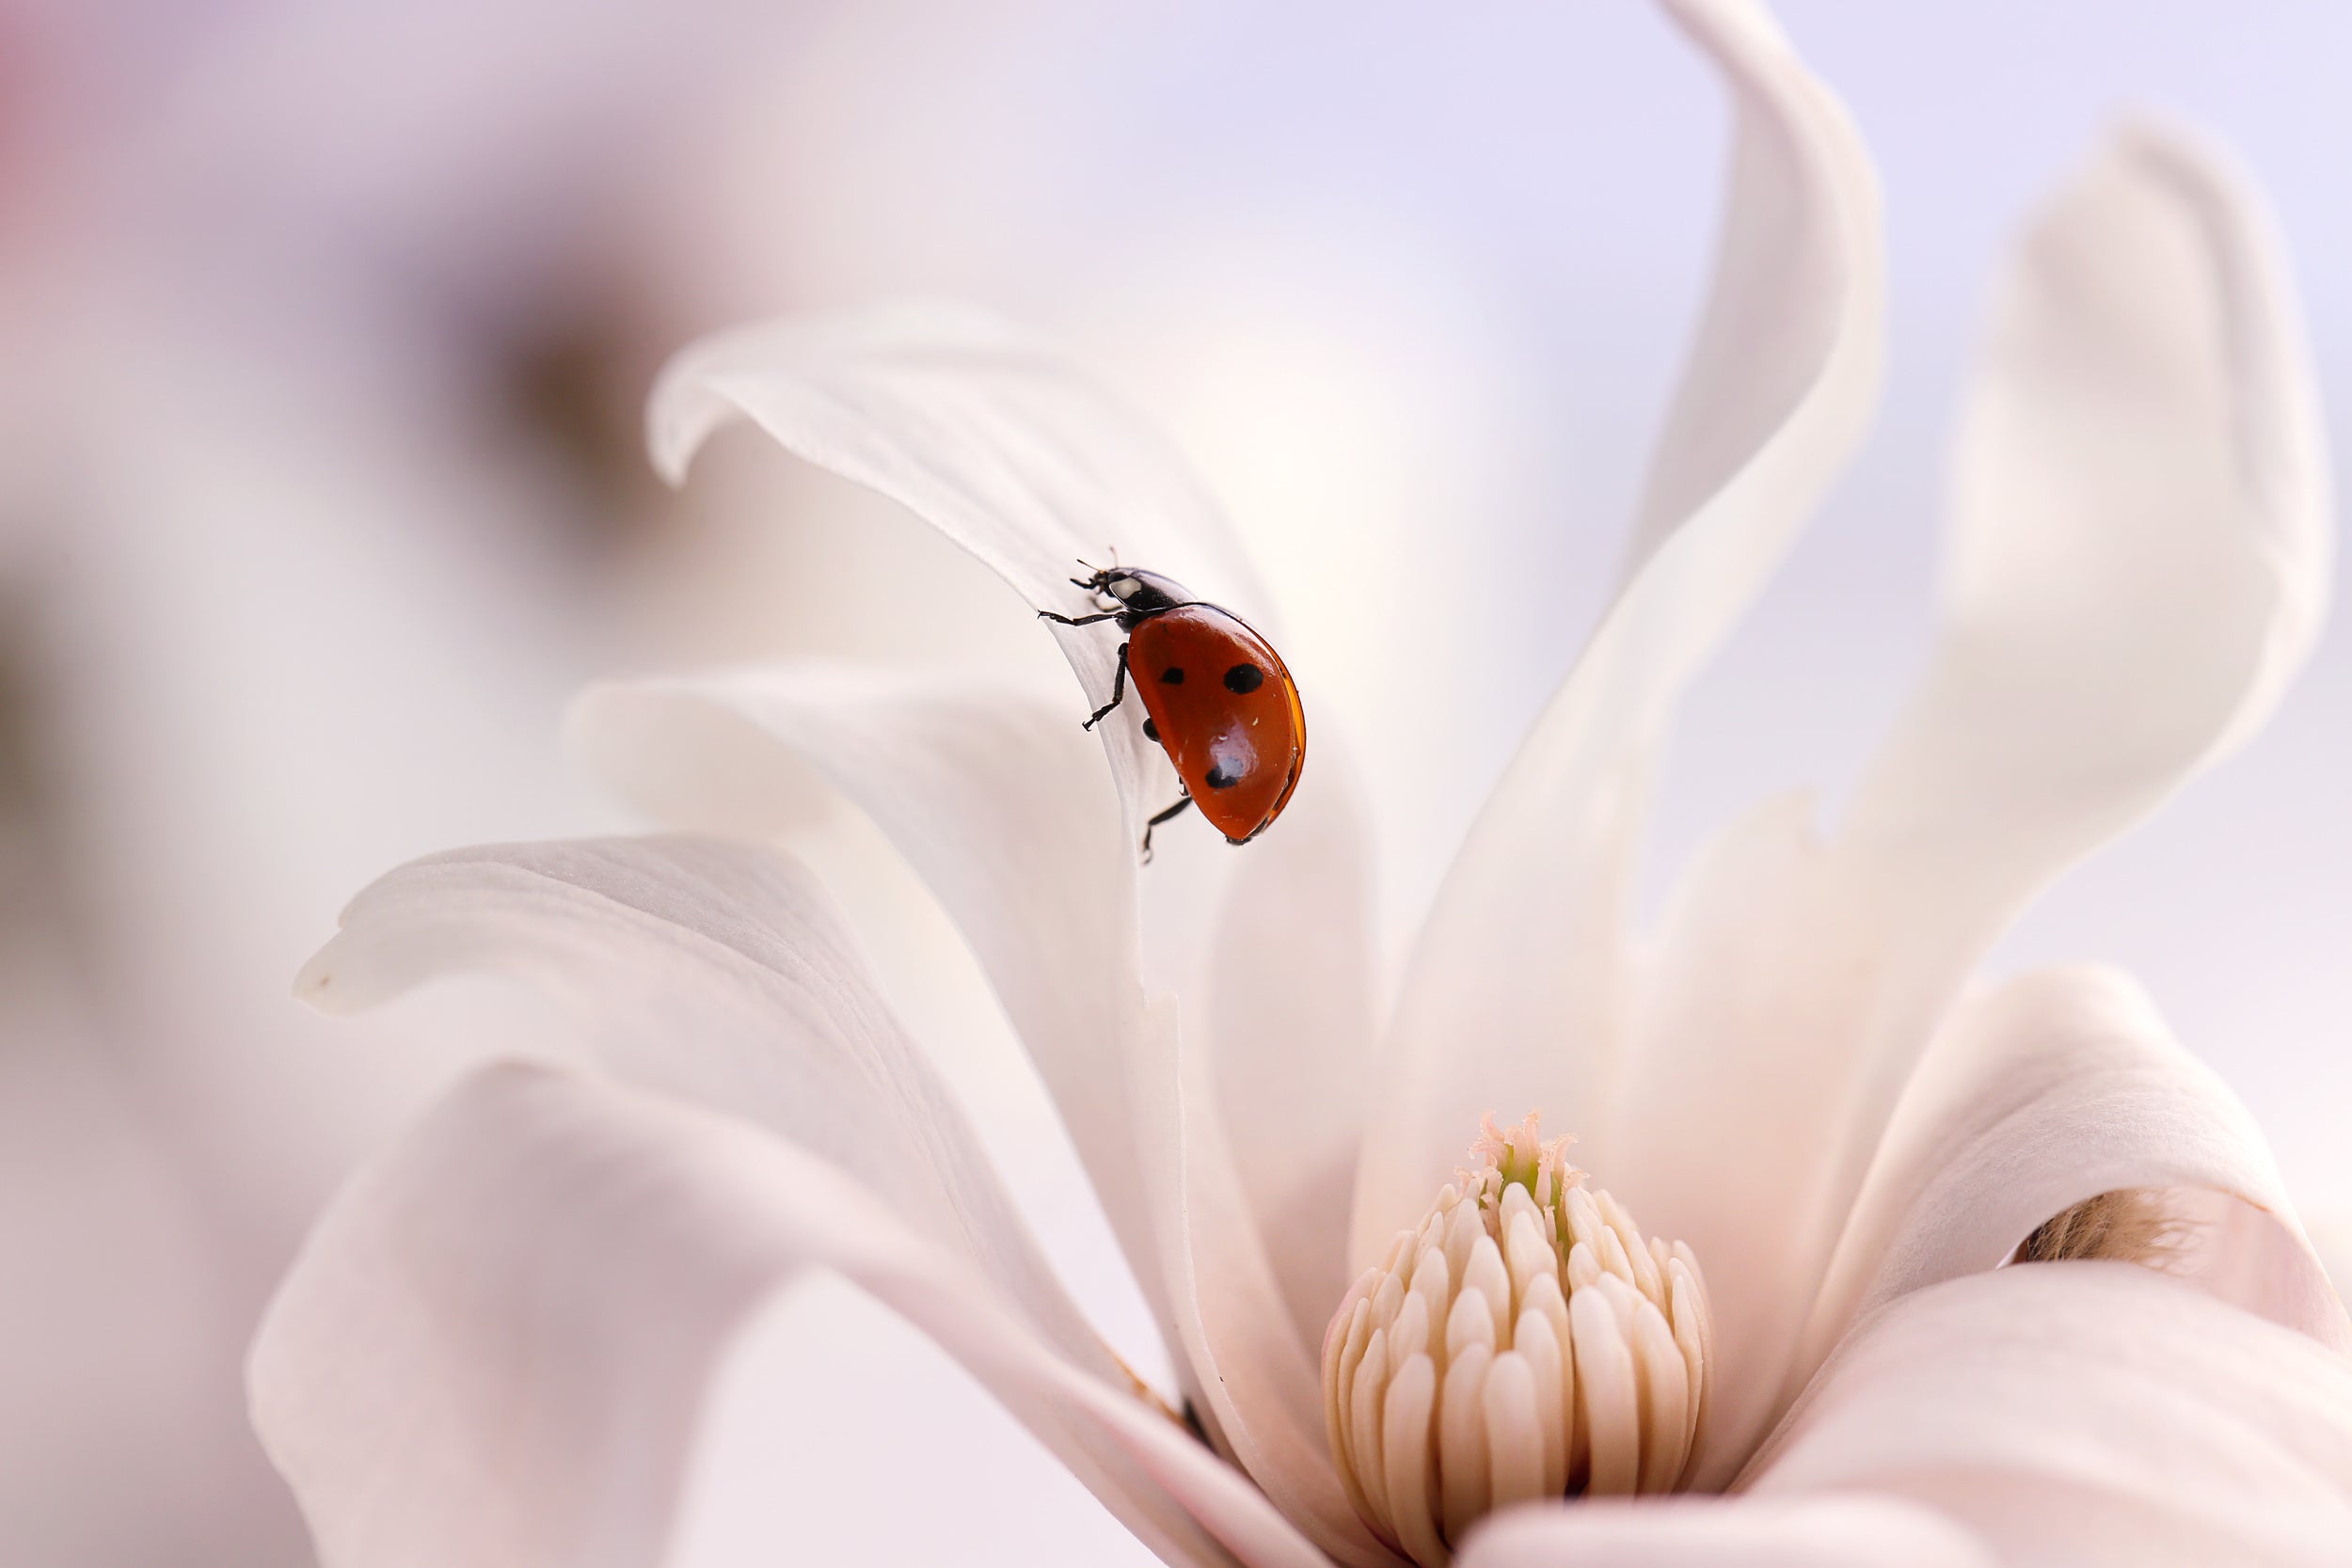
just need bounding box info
[1128,605,1306,843]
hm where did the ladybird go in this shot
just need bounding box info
[1040,563,1306,854]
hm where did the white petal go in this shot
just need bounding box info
[1353,0,1883,1262]
[1807,966,2349,1367]
[1136,996,1403,1568]
[1610,121,2335,1480]
[573,668,1382,1359]
[568,669,1175,1325]
[1458,1495,1992,1568]
[639,309,1389,1450]
[1846,121,2331,863]
[1744,1264,2352,1564]
[565,677,1377,1561]
[1201,756,1381,1347]
[645,302,1273,835]
[294,834,1111,1379]
[250,1063,1324,1568]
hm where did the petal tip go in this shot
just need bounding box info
[292,945,351,1011]
[644,347,746,489]
[1657,0,1792,56]
[643,376,709,488]
[2100,110,2229,182]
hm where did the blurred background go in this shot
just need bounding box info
[2,2,2347,1563]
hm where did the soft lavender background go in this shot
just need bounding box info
[1,3,2345,1564]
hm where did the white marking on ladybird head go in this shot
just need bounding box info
[1109,576,1143,600]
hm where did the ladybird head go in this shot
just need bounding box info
[1071,562,1191,614]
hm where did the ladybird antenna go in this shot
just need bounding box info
[1070,555,1105,589]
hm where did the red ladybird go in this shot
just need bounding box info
[1041,563,1306,854]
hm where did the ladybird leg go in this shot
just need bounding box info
[1082,642,1131,731]
[1041,601,1190,628]
[1139,790,1193,861]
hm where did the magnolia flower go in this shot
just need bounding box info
[250,1,2352,1562]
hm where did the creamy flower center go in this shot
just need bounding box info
[1322,1115,1715,1565]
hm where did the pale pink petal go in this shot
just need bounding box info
[639,308,1387,1458]
[1199,752,1381,1347]
[1846,122,2330,865]
[571,670,1388,1529]
[645,302,1273,838]
[294,835,1112,1383]
[1133,996,1401,1568]
[1458,1494,1992,1568]
[569,670,1172,1327]
[1808,966,2348,1368]
[1611,122,2333,1478]
[1354,0,1883,1264]
[251,1062,1327,1568]
[1744,1264,2352,1565]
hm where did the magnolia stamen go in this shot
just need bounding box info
[2015,1187,2184,1268]
[1323,1114,1715,1565]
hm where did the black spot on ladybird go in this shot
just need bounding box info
[1204,760,1245,790]
[1223,662,1264,694]
[1141,717,1160,742]
[1160,666,1185,685]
